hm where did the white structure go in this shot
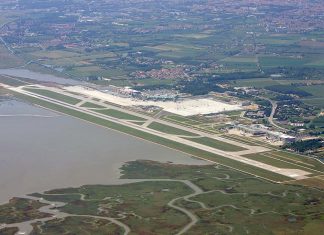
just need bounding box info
[65,86,242,116]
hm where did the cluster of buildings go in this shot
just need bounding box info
[102,85,140,98]
[244,110,266,119]
[140,89,178,101]
[194,0,324,33]
[131,67,189,80]
[235,124,296,143]
[102,85,178,101]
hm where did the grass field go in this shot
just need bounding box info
[258,37,299,45]
[24,88,81,105]
[31,50,81,59]
[221,56,258,63]
[291,176,324,189]
[163,115,202,125]
[306,59,324,67]
[234,78,280,88]
[0,76,30,87]
[0,45,24,69]
[161,115,220,136]
[184,136,247,152]
[29,50,117,68]
[224,134,324,172]
[259,56,309,68]
[221,56,259,72]
[174,33,210,39]
[242,153,320,174]
[223,134,273,147]
[303,98,324,109]
[95,108,146,121]
[300,85,324,98]
[148,122,199,136]
[80,102,105,109]
[265,151,324,173]
[143,43,204,59]
[300,85,324,109]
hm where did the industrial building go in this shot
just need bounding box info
[235,124,297,143]
[236,124,266,136]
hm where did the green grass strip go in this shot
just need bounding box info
[95,109,146,121]
[242,153,319,174]
[148,122,199,136]
[184,137,247,152]
[266,151,324,173]
[24,88,81,105]
[80,102,105,109]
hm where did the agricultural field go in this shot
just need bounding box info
[234,78,280,88]
[0,0,323,87]
[259,56,308,68]
[0,45,24,69]
[300,85,324,109]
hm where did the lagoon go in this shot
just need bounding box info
[0,100,206,203]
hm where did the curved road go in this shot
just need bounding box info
[256,96,289,132]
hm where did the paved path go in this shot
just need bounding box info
[256,96,289,132]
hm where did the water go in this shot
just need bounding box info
[0,69,82,85]
[0,100,207,203]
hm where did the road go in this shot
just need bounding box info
[0,36,14,54]
[257,96,289,132]
[0,21,14,54]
